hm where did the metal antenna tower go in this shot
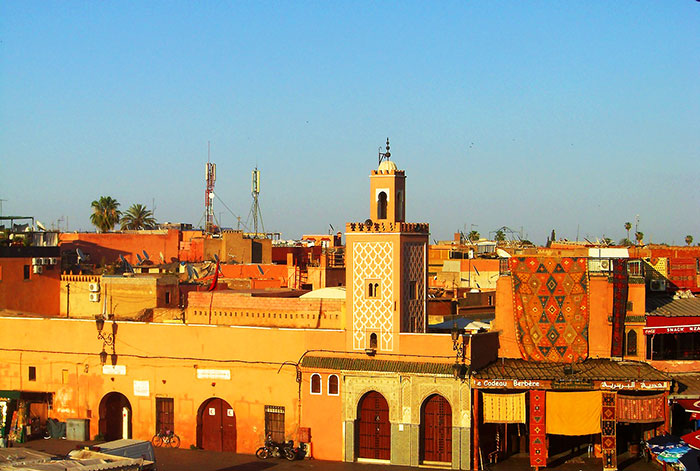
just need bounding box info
[204,142,217,234]
[248,167,264,237]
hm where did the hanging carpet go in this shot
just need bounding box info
[482,392,526,424]
[510,257,589,362]
[617,393,665,423]
[601,391,617,471]
[529,390,547,468]
[546,391,602,436]
[611,259,628,357]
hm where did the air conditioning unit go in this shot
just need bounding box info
[650,279,666,292]
[588,259,611,272]
[31,257,41,266]
[88,282,100,293]
[89,292,100,302]
[32,265,43,274]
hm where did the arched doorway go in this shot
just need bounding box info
[98,392,132,441]
[356,391,390,461]
[197,397,236,452]
[420,394,452,464]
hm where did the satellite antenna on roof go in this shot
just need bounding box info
[136,253,143,264]
[119,254,134,273]
[378,138,391,167]
[159,252,165,264]
[36,220,46,231]
[76,248,86,263]
[186,264,198,280]
[142,250,150,261]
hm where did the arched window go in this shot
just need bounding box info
[369,333,378,350]
[397,191,404,221]
[310,373,322,395]
[328,374,339,396]
[626,329,637,356]
[377,192,388,219]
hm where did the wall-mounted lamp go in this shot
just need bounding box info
[451,322,467,380]
[96,316,118,365]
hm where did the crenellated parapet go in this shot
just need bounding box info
[371,169,405,176]
[346,221,429,234]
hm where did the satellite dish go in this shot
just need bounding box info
[36,221,46,231]
[119,254,134,273]
[364,218,373,226]
[186,264,198,280]
[159,252,165,263]
[76,248,86,263]
[213,253,219,263]
[136,253,143,264]
[142,250,150,260]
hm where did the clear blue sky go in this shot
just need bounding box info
[1,2,698,244]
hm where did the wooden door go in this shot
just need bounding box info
[421,394,452,463]
[357,391,390,460]
[200,398,236,452]
[99,393,131,441]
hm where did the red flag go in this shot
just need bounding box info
[207,260,221,291]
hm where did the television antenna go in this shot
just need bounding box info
[378,138,391,166]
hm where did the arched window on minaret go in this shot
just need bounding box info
[369,333,378,350]
[396,190,404,221]
[377,191,388,220]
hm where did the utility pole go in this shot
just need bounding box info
[0,199,6,216]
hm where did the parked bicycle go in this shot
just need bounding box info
[151,429,180,448]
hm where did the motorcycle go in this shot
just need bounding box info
[255,434,306,461]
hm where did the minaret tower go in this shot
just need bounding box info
[345,139,429,352]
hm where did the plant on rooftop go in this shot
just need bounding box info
[686,235,694,246]
[90,196,121,232]
[467,230,480,242]
[494,230,506,243]
[624,222,632,243]
[635,231,644,245]
[121,203,157,230]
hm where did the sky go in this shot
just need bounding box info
[1,2,699,245]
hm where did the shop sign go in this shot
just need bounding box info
[598,381,668,391]
[472,378,550,389]
[196,369,231,380]
[551,378,593,390]
[133,380,150,397]
[102,365,126,375]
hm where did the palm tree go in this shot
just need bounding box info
[624,222,631,243]
[467,230,480,242]
[90,196,121,232]
[635,231,644,245]
[121,204,157,230]
[495,230,506,243]
[686,235,694,246]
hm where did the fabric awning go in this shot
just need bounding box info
[683,430,700,451]
[677,399,700,413]
[0,390,21,400]
[644,316,700,334]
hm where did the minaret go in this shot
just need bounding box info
[345,140,429,352]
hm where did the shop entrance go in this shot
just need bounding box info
[420,394,452,464]
[356,391,390,461]
[197,398,236,452]
[99,392,132,441]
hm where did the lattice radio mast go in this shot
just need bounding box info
[249,167,264,237]
[204,142,216,234]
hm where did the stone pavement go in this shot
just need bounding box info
[17,438,661,471]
